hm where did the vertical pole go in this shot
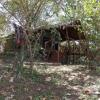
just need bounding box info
[65,27,70,64]
[58,44,59,63]
[73,40,75,64]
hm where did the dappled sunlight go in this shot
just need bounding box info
[33,63,84,73]
[0,57,100,100]
[0,57,100,99]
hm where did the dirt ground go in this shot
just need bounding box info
[0,56,100,100]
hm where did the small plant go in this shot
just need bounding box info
[22,68,42,83]
[0,95,5,100]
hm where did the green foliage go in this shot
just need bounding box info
[51,28,61,42]
[22,68,42,83]
[61,0,100,50]
[0,15,6,30]
[0,95,5,100]
[96,67,100,75]
[1,0,49,28]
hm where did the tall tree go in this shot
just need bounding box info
[0,0,49,72]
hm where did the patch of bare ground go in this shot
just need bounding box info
[0,58,100,100]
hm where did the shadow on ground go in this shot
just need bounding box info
[0,56,100,100]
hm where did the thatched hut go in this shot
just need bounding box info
[6,20,88,64]
[32,20,87,63]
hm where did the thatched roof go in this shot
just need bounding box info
[12,20,86,43]
[33,20,86,41]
